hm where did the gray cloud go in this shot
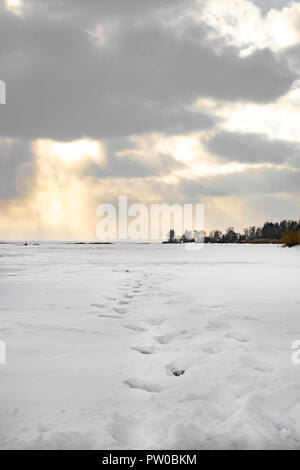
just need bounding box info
[206,131,300,164]
[87,155,156,179]
[251,0,299,14]
[0,4,294,141]
[19,0,192,25]
[284,44,300,75]
[179,166,300,199]
[87,152,186,179]
[0,0,299,216]
[0,139,34,199]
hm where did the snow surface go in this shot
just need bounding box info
[1,242,300,450]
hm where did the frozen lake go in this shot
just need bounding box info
[0,242,300,449]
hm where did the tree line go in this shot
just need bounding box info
[166,219,300,246]
[206,219,300,245]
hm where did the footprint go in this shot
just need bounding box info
[124,377,162,393]
[166,299,179,305]
[156,330,187,345]
[114,307,127,315]
[206,320,228,332]
[106,297,117,301]
[239,355,273,372]
[166,357,193,377]
[147,317,166,326]
[169,369,185,377]
[118,300,129,305]
[253,364,274,373]
[209,304,228,309]
[130,346,155,355]
[202,341,224,355]
[124,324,148,333]
[156,333,175,345]
[225,331,250,343]
[91,303,108,309]
[124,293,134,299]
[109,413,147,447]
[98,314,121,320]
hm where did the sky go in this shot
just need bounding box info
[0,0,299,240]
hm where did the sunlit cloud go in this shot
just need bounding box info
[89,23,106,46]
[33,139,106,166]
[194,0,300,54]
[5,0,22,15]
[196,81,300,143]
[116,131,290,185]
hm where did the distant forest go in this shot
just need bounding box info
[206,219,300,244]
[166,219,300,246]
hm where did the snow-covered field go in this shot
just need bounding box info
[1,242,300,450]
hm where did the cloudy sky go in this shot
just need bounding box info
[0,0,299,240]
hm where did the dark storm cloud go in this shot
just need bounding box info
[0,140,34,199]
[206,131,300,164]
[0,3,294,141]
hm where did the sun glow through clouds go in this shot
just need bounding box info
[5,0,22,14]
[33,139,106,165]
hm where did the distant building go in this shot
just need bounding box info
[164,229,196,244]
